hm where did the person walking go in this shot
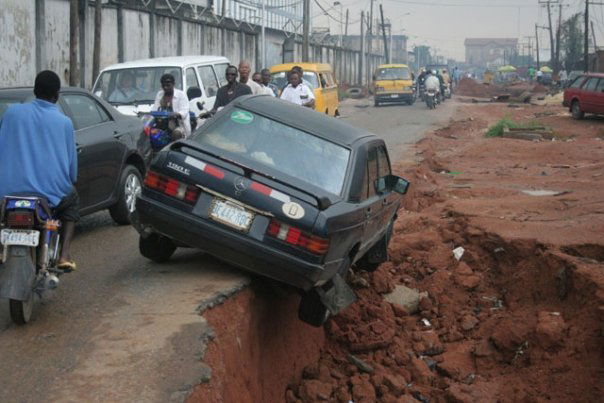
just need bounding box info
[280,70,315,108]
[238,61,263,95]
[210,65,252,113]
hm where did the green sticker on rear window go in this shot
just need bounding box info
[231,110,254,124]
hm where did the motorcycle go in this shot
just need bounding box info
[0,196,64,324]
[418,83,426,102]
[426,89,438,109]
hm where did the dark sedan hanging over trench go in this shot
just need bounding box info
[132,94,410,326]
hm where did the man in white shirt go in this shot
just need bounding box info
[253,72,276,97]
[280,70,315,108]
[238,61,263,95]
[424,70,441,94]
[152,73,191,138]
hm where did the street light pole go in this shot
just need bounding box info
[261,0,266,68]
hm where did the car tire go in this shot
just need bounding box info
[571,100,584,120]
[139,233,176,263]
[109,165,143,225]
[298,288,330,327]
[358,221,394,272]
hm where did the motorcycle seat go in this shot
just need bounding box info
[3,193,54,220]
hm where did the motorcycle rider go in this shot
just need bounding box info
[424,70,441,103]
[0,71,79,271]
[442,69,452,94]
[152,73,191,139]
[435,70,446,102]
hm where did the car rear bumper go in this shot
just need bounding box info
[135,196,336,291]
[375,93,414,102]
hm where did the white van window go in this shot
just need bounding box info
[186,68,200,90]
[93,67,183,105]
[214,63,230,85]
[198,66,220,97]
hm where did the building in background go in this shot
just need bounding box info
[464,38,518,68]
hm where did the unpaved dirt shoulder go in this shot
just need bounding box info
[285,102,604,402]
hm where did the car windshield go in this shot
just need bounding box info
[192,108,350,195]
[271,71,320,90]
[376,67,411,80]
[93,67,183,105]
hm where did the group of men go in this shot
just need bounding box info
[211,62,315,112]
[417,68,452,100]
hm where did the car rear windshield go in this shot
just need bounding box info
[93,67,183,106]
[376,67,411,80]
[192,108,350,195]
[0,94,30,118]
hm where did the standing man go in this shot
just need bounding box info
[261,68,279,97]
[210,65,252,113]
[0,71,79,271]
[152,73,191,139]
[280,70,315,108]
[238,61,263,95]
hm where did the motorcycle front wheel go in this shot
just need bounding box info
[9,294,34,325]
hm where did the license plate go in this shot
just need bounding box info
[209,199,254,232]
[390,94,399,98]
[0,229,40,247]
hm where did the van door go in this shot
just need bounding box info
[185,67,204,115]
[197,65,221,111]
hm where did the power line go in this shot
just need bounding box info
[385,0,538,8]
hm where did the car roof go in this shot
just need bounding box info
[100,56,229,72]
[232,95,375,147]
[584,72,604,78]
[377,64,410,69]
[269,63,333,73]
[0,86,90,96]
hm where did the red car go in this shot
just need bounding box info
[563,73,604,119]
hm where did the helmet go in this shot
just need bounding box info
[432,70,437,75]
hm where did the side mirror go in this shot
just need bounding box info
[187,87,202,100]
[376,175,410,195]
[197,101,205,110]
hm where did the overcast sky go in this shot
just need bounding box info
[312,0,604,61]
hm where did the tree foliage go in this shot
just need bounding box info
[560,13,583,72]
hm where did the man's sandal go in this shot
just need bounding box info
[57,260,77,273]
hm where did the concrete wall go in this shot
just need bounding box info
[1,0,382,88]
[0,0,36,86]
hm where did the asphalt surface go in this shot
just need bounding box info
[0,96,455,402]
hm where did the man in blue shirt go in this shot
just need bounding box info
[0,71,79,271]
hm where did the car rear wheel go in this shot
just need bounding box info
[358,220,394,272]
[139,233,176,263]
[571,100,584,120]
[109,165,143,225]
[298,288,330,327]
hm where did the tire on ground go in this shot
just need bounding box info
[110,165,143,225]
[139,233,176,263]
[298,288,330,327]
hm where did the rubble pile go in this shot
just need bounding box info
[287,103,604,402]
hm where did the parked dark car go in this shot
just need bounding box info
[133,95,410,326]
[0,87,150,224]
[563,73,604,119]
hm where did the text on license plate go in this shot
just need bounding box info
[0,229,40,247]
[209,199,254,232]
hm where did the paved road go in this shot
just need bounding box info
[0,97,455,402]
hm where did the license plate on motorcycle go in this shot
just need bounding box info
[0,229,40,247]
[209,199,254,232]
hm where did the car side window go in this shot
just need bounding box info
[367,148,379,198]
[597,79,604,93]
[186,67,200,91]
[377,146,391,178]
[62,94,111,130]
[569,76,585,88]
[198,65,220,97]
[583,78,599,92]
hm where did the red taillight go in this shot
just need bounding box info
[143,170,200,205]
[266,219,330,255]
[7,211,34,228]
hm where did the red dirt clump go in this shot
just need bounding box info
[455,78,503,98]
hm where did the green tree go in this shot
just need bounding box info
[560,13,583,72]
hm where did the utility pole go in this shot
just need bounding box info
[359,11,365,86]
[261,0,266,67]
[591,20,597,50]
[69,0,79,86]
[368,0,374,56]
[92,0,103,83]
[525,36,534,64]
[535,24,541,69]
[554,3,562,72]
[302,0,310,61]
[584,0,589,72]
[539,1,559,70]
[379,4,389,63]
[345,8,349,36]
